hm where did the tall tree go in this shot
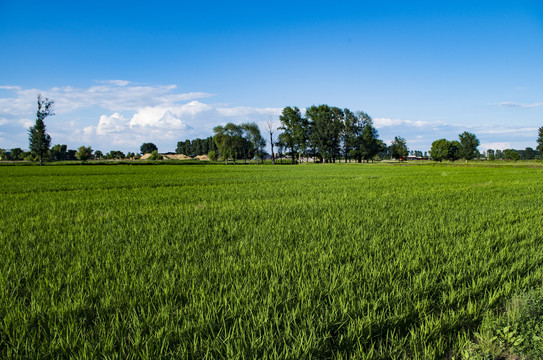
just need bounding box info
[278,106,305,164]
[76,146,93,162]
[360,117,380,163]
[140,143,158,154]
[537,126,543,153]
[266,120,276,165]
[50,144,68,161]
[28,95,54,165]
[389,136,408,161]
[241,122,265,163]
[306,105,343,163]
[458,131,480,161]
[343,109,364,162]
[448,140,461,161]
[487,149,495,160]
[213,123,243,164]
[430,139,450,162]
[9,148,24,160]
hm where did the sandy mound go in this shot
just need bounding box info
[164,154,190,160]
[195,155,209,161]
[140,153,190,160]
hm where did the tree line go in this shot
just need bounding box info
[173,105,409,164]
[2,96,543,164]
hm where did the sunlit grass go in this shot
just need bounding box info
[1,163,542,358]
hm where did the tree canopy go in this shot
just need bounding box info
[28,95,54,165]
[279,106,306,164]
[430,139,450,162]
[458,132,480,160]
[76,146,93,162]
[389,136,408,161]
[140,143,158,154]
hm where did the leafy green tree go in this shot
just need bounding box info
[106,150,125,159]
[148,150,163,160]
[389,136,408,161]
[94,150,103,160]
[360,118,380,163]
[523,147,535,160]
[66,149,77,160]
[342,109,360,162]
[208,150,217,161]
[278,106,305,164]
[140,143,158,154]
[306,105,344,163]
[487,149,495,160]
[503,149,520,161]
[9,148,24,160]
[430,139,450,162]
[50,144,68,161]
[0,149,6,160]
[76,146,93,162]
[448,140,461,161]
[458,131,480,160]
[241,122,265,163]
[537,127,543,154]
[29,94,54,165]
[213,123,243,164]
[126,152,135,159]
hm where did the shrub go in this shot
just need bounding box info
[148,150,163,161]
[208,150,217,162]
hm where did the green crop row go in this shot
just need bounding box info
[1,163,542,359]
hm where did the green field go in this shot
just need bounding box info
[1,163,543,359]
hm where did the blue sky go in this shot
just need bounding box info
[1,0,542,153]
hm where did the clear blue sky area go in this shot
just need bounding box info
[1,0,542,153]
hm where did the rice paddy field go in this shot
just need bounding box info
[1,162,543,359]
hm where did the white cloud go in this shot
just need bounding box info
[96,113,129,135]
[373,117,445,129]
[95,80,131,86]
[19,118,33,128]
[476,127,537,135]
[0,83,214,117]
[70,96,282,151]
[480,142,512,151]
[217,106,282,118]
[498,102,543,109]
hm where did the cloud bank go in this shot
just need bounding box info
[0,81,282,151]
[0,81,540,152]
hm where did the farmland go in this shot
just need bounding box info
[1,163,543,359]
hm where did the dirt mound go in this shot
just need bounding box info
[195,155,209,161]
[140,153,190,160]
[164,154,190,160]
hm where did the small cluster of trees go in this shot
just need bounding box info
[430,132,480,162]
[486,148,542,161]
[274,105,408,164]
[212,123,266,164]
[176,137,217,156]
[203,105,409,164]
